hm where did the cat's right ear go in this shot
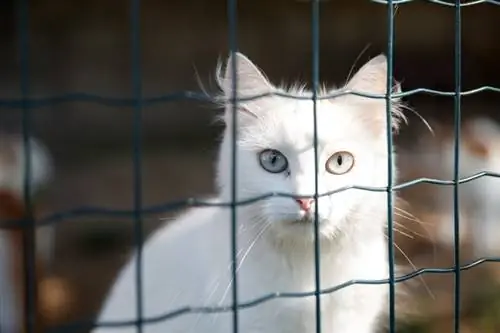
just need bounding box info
[216,52,274,124]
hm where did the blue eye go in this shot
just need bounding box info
[258,149,288,173]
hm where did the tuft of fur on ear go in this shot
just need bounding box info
[214,52,274,126]
[344,54,407,135]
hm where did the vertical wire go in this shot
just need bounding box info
[17,0,37,331]
[385,1,396,333]
[227,0,239,331]
[452,1,462,333]
[311,0,321,332]
[130,0,144,331]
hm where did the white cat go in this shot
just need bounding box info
[93,52,407,333]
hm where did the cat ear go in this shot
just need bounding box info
[344,54,406,135]
[216,52,274,124]
[345,54,388,95]
[220,52,273,97]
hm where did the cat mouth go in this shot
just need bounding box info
[290,215,319,225]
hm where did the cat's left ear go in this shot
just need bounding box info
[344,54,406,134]
[216,52,274,125]
[345,54,389,96]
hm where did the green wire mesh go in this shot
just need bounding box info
[3,0,500,333]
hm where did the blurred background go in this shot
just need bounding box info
[1,0,500,332]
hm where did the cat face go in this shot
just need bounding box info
[215,53,405,242]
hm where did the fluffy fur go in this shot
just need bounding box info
[93,52,407,333]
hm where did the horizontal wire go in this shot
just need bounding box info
[46,256,500,333]
[2,170,500,229]
[0,85,499,109]
[372,0,500,6]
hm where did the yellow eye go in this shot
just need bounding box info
[325,151,355,175]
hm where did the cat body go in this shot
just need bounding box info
[94,52,407,333]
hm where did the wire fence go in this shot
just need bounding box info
[2,0,500,332]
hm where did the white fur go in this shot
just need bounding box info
[93,52,406,333]
[0,135,54,333]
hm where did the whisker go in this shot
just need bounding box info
[394,206,426,222]
[394,206,415,218]
[394,207,436,238]
[393,4,400,18]
[393,216,429,240]
[394,210,437,256]
[399,103,434,136]
[218,219,272,306]
[194,237,249,327]
[387,235,436,300]
[393,202,438,267]
[345,44,372,84]
[195,213,268,327]
[392,226,414,240]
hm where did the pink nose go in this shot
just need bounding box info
[296,198,314,211]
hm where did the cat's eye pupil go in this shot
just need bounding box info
[325,151,355,175]
[259,149,288,174]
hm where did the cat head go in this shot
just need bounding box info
[214,52,406,243]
